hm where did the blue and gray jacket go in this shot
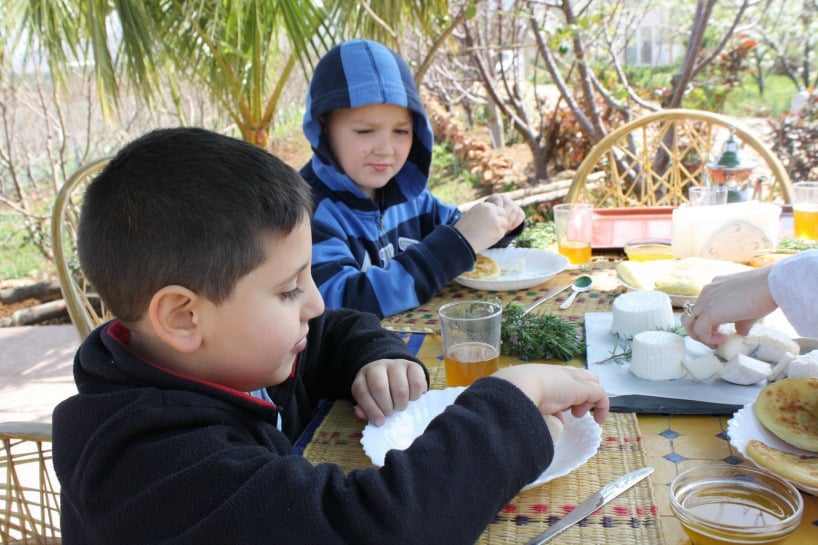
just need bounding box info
[301,39,515,318]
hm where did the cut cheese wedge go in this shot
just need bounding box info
[629,330,687,381]
[684,353,723,381]
[721,353,771,385]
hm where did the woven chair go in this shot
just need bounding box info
[0,422,60,545]
[566,109,793,207]
[51,157,113,340]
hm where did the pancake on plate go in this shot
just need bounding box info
[616,257,751,296]
[745,439,818,488]
[754,377,818,452]
[460,253,502,280]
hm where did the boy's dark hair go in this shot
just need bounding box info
[78,127,312,322]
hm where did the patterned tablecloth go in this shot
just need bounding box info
[381,260,626,333]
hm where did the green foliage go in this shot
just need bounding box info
[513,221,557,249]
[500,301,585,361]
[722,74,797,118]
[0,214,50,279]
[428,142,483,204]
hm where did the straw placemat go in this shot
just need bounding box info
[381,260,625,333]
[301,400,663,545]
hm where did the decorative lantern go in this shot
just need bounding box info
[707,126,755,202]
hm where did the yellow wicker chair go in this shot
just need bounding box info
[51,157,113,340]
[0,422,60,544]
[565,109,793,207]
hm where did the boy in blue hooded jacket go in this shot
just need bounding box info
[301,39,525,318]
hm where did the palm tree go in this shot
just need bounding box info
[10,0,454,147]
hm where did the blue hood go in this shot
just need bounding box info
[302,39,434,201]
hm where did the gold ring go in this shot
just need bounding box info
[683,301,698,320]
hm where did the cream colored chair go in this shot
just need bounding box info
[0,422,60,544]
[51,157,112,340]
[566,109,793,207]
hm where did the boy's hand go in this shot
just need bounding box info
[454,195,524,254]
[352,359,428,426]
[492,364,610,424]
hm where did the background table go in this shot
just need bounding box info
[302,261,818,544]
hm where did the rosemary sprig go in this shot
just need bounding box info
[592,325,689,365]
[500,301,585,361]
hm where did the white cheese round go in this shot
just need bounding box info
[629,330,687,381]
[611,290,675,339]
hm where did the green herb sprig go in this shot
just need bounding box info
[500,301,585,361]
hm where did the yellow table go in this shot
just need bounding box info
[301,261,818,544]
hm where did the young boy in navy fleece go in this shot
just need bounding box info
[301,39,526,318]
[52,127,608,545]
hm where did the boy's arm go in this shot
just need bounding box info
[311,198,475,318]
[301,308,429,400]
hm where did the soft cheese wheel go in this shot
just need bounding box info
[629,330,687,381]
[611,290,675,339]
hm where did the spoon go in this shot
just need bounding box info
[559,275,593,310]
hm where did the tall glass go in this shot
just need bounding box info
[553,203,594,266]
[438,301,502,387]
[793,181,818,240]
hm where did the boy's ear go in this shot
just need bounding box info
[148,285,203,354]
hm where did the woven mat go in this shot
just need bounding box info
[301,397,664,545]
[381,260,626,333]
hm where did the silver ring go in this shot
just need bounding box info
[683,301,698,320]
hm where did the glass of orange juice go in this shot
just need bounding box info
[553,203,594,266]
[793,181,818,241]
[438,301,502,387]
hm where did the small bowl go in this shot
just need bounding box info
[624,238,674,262]
[669,464,803,545]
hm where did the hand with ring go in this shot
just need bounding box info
[682,267,777,348]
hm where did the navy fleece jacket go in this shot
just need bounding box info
[52,309,554,545]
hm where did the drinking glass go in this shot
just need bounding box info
[793,181,818,240]
[438,301,502,387]
[553,203,594,266]
[688,185,728,206]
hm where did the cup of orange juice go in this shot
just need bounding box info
[438,301,502,387]
[793,181,818,240]
[553,203,594,266]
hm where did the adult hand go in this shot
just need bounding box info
[682,267,777,347]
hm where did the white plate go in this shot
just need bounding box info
[360,387,601,490]
[454,248,569,291]
[727,403,818,495]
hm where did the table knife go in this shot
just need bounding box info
[522,284,572,315]
[523,466,654,545]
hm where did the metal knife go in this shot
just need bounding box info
[523,466,654,545]
[522,284,572,315]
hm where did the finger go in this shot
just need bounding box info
[407,364,429,400]
[386,365,411,412]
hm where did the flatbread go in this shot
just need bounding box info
[461,254,502,280]
[754,377,818,452]
[616,257,751,296]
[745,439,818,488]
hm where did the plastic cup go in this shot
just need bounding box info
[553,203,594,266]
[688,185,728,206]
[793,181,818,240]
[438,301,502,387]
